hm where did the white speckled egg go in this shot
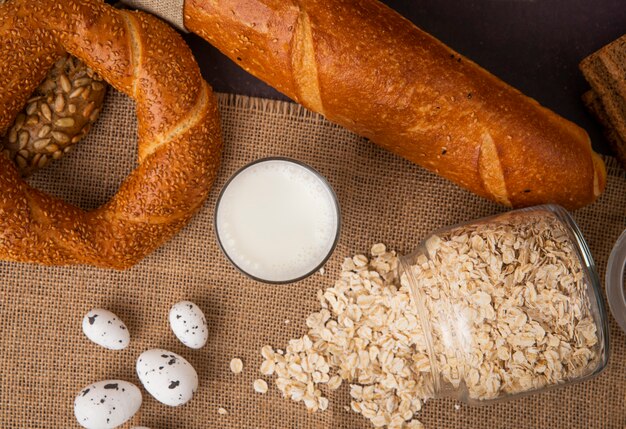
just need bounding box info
[82,309,130,350]
[74,380,142,429]
[169,301,208,349]
[136,349,198,406]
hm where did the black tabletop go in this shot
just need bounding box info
[182,1,625,156]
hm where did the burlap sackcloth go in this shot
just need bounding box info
[1,88,625,429]
[121,0,186,32]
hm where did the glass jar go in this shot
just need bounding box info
[398,204,609,404]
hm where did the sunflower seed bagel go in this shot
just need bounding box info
[1,54,108,176]
[0,0,223,269]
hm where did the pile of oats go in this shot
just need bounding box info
[260,244,430,428]
[260,212,602,428]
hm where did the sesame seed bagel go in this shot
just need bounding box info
[0,0,223,269]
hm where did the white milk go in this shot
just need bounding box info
[215,159,339,283]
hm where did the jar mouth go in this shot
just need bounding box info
[399,204,610,404]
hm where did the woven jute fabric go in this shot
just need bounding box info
[1,89,625,429]
[122,0,186,31]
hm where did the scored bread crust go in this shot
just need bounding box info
[583,90,626,169]
[0,0,222,269]
[184,0,605,209]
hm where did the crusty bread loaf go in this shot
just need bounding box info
[583,90,626,170]
[184,0,605,209]
[580,34,626,171]
[0,0,222,269]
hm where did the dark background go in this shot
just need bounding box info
[176,1,624,155]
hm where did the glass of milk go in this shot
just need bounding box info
[215,157,341,284]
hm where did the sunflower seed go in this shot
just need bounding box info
[18,149,29,158]
[46,143,59,153]
[59,73,72,93]
[68,103,77,114]
[37,154,47,168]
[63,146,72,153]
[8,127,17,144]
[40,103,52,122]
[89,108,100,122]
[51,131,70,143]
[81,86,92,99]
[91,82,104,91]
[69,87,84,99]
[14,114,25,130]
[52,150,63,160]
[33,138,51,150]
[27,96,43,104]
[26,102,37,116]
[15,156,27,169]
[71,135,81,144]
[31,153,41,166]
[83,102,96,118]
[73,77,91,88]
[38,125,51,138]
[18,131,29,149]
[54,117,75,128]
[54,94,65,112]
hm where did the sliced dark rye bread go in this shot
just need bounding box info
[583,90,626,169]
[580,34,626,169]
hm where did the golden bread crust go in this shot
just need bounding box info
[0,0,222,269]
[185,0,605,209]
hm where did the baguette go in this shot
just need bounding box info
[184,0,605,209]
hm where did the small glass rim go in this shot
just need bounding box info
[214,156,342,285]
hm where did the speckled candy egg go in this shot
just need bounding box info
[136,349,198,406]
[168,301,208,349]
[82,309,130,350]
[74,380,142,429]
